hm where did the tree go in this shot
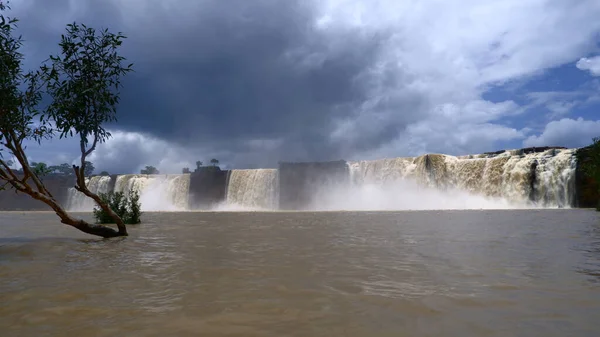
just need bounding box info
[0,3,134,237]
[196,160,203,170]
[83,160,94,177]
[580,137,600,211]
[99,170,110,176]
[57,163,73,175]
[48,163,69,175]
[30,162,52,177]
[210,158,219,167]
[140,165,159,174]
[182,167,190,174]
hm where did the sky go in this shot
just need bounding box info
[5,0,600,174]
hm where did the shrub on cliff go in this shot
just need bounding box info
[93,188,142,225]
[580,137,600,211]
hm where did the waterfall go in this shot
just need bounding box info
[225,169,278,210]
[61,148,579,213]
[66,176,112,211]
[347,148,577,208]
[114,174,191,211]
[533,149,577,207]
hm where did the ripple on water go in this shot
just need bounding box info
[1,210,600,337]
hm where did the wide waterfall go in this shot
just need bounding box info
[346,148,577,209]
[113,174,191,211]
[224,169,278,210]
[60,148,579,213]
[66,176,113,211]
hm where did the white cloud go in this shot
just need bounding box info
[87,131,196,174]
[321,0,600,157]
[17,129,290,173]
[523,118,600,148]
[88,131,282,173]
[525,91,582,118]
[17,130,219,174]
[576,56,600,76]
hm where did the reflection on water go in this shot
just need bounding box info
[1,210,600,336]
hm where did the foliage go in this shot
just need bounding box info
[30,162,52,176]
[0,2,134,237]
[141,165,159,174]
[40,23,133,153]
[182,167,190,174]
[48,163,73,175]
[210,158,219,166]
[99,170,110,176]
[196,161,203,170]
[42,161,94,176]
[0,2,46,155]
[93,188,142,224]
[580,137,600,211]
[83,160,94,176]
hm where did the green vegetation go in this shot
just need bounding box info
[182,167,191,174]
[580,137,600,211]
[0,1,134,237]
[192,159,221,172]
[93,188,142,225]
[99,171,110,176]
[7,160,94,176]
[83,161,95,176]
[141,165,159,174]
[48,162,73,175]
[30,162,52,177]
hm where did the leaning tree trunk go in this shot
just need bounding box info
[0,132,127,238]
[6,177,126,238]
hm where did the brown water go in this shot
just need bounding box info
[1,210,600,337]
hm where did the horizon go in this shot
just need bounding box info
[5,0,600,175]
[14,145,577,176]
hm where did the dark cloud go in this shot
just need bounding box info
[13,0,392,166]
[14,0,600,173]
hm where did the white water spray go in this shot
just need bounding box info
[114,174,191,211]
[66,176,112,211]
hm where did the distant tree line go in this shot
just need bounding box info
[8,160,96,177]
[8,157,223,178]
[140,165,159,174]
[180,158,220,174]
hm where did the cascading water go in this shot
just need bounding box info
[62,148,579,213]
[225,169,278,210]
[114,174,191,211]
[346,148,577,208]
[66,176,112,211]
[532,149,577,207]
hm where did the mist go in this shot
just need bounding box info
[305,180,529,211]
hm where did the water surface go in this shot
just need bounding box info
[1,210,599,336]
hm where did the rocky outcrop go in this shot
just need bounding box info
[188,167,229,210]
[484,146,567,156]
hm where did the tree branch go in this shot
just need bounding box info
[7,130,54,198]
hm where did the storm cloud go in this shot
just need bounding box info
[9,0,600,173]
